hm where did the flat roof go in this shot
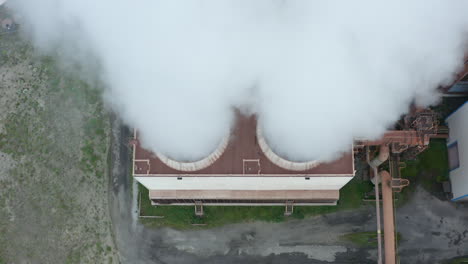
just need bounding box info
[133,114,354,176]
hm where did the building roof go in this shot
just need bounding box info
[133,114,354,176]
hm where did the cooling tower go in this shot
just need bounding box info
[256,124,320,171]
[155,134,230,172]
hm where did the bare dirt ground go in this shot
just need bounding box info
[0,32,118,263]
[111,123,468,264]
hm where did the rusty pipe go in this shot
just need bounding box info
[380,170,396,264]
[370,144,389,168]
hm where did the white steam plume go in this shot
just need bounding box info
[9,0,468,162]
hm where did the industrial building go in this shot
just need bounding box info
[446,102,468,202]
[132,114,355,211]
[132,104,443,210]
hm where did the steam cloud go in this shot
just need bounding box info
[9,0,468,162]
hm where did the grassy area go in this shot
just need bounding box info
[340,231,401,247]
[293,177,373,219]
[449,257,468,264]
[138,177,373,230]
[400,139,449,184]
[397,138,449,205]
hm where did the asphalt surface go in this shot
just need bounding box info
[108,118,468,264]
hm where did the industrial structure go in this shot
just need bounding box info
[446,102,468,202]
[131,106,445,263]
[131,96,450,263]
[358,107,444,264]
[132,108,443,208]
[356,106,443,159]
[132,113,355,213]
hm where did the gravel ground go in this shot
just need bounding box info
[397,187,468,263]
[0,32,118,263]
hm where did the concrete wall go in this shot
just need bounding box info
[447,102,468,202]
[135,176,353,191]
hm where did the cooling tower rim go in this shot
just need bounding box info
[155,134,230,172]
[256,125,320,171]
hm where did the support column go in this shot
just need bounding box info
[195,201,203,216]
[284,201,294,216]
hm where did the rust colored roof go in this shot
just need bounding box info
[149,189,339,200]
[133,114,354,176]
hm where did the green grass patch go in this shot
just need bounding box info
[418,139,449,182]
[293,177,373,219]
[340,231,402,247]
[397,138,449,205]
[403,138,449,187]
[138,176,373,229]
[449,257,468,264]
